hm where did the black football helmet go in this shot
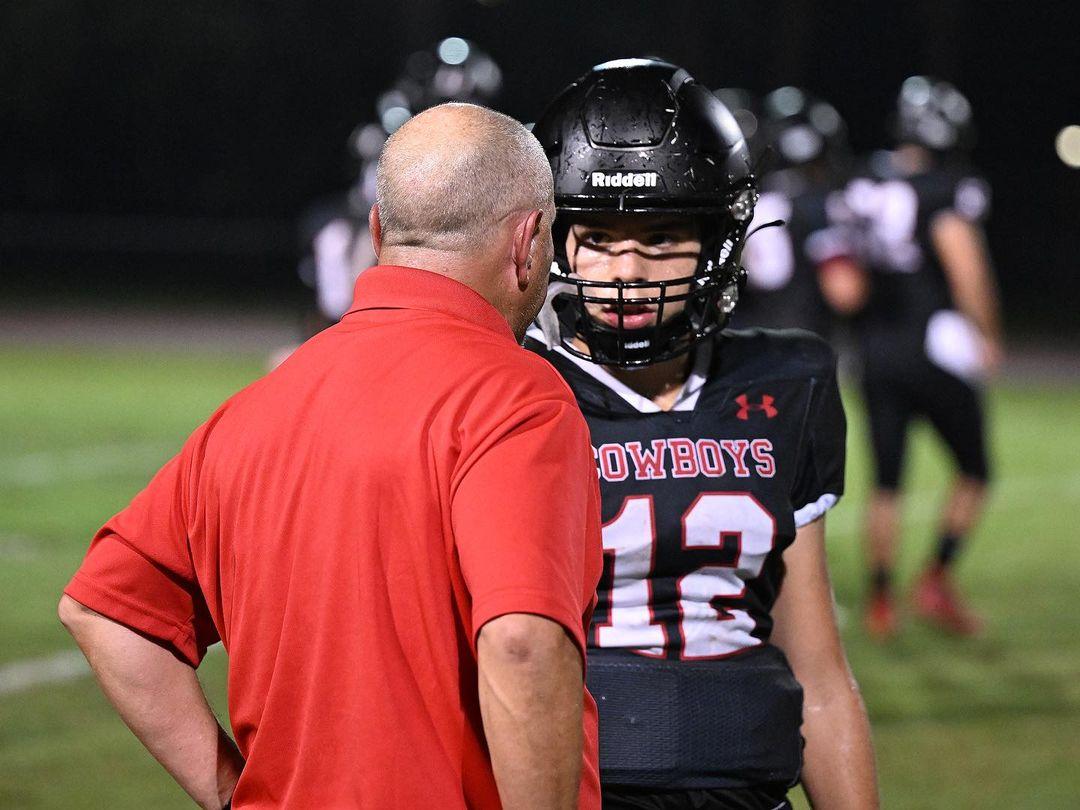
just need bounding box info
[532,58,757,367]
[346,38,503,218]
[761,86,849,171]
[894,75,974,153]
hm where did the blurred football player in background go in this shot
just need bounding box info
[844,76,1002,639]
[292,38,502,336]
[732,86,866,340]
[530,58,877,810]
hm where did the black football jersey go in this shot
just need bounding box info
[842,151,991,363]
[526,328,846,789]
[733,170,854,340]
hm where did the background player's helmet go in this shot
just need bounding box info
[714,87,765,165]
[893,75,974,153]
[762,86,849,171]
[532,58,757,367]
[346,38,503,219]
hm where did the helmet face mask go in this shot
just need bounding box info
[533,59,758,368]
[548,210,749,367]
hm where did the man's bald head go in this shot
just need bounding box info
[375,103,554,252]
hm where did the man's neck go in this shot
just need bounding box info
[378,245,516,327]
[377,246,476,280]
[606,352,692,412]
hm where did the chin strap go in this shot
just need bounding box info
[536,268,576,350]
[746,218,786,239]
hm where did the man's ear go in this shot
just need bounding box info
[369,204,383,258]
[512,209,544,290]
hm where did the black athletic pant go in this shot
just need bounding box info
[862,357,990,490]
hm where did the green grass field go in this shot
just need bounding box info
[2,343,1078,808]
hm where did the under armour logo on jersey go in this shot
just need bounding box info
[735,394,778,420]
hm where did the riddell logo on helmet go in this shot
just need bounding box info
[590,171,659,188]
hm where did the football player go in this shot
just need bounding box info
[301,37,503,329]
[733,87,866,339]
[842,76,1001,638]
[529,59,877,810]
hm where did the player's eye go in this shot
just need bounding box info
[578,229,611,246]
[645,232,675,246]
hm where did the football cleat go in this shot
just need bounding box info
[912,567,984,637]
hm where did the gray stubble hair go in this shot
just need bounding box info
[375,103,554,251]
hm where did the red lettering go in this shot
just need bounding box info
[627,440,668,480]
[668,438,699,478]
[696,439,726,477]
[750,439,775,478]
[598,443,629,481]
[720,439,751,477]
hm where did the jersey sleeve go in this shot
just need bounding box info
[790,361,846,528]
[924,170,991,224]
[452,396,601,659]
[63,431,219,667]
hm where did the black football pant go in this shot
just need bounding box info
[862,358,990,490]
[602,784,792,810]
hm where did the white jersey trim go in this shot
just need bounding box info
[793,493,839,528]
[531,327,711,413]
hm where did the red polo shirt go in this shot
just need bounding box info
[65,266,603,809]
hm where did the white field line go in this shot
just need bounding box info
[0,442,173,487]
[0,650,89,696]
[0,644,224,697]
[0,532,40,560]
[0,467,1076,697]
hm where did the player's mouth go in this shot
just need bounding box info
[599,302,656,329]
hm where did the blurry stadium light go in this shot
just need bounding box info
[381,106,412,133]
[901,76,932,106]
[438,37,470,66]
[376,89,411,116]
[1055,125,1080,168]
[769,86,805,118]
[808,103,841,137]
[779,125,824,164]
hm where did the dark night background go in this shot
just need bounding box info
[2,0,1077,332]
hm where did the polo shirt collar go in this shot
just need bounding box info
[344,265,516,342]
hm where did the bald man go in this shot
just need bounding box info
[59,104,603,810]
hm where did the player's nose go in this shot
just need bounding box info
[606,242,652,283]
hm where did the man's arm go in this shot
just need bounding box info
[771,518,879,809]
[931,212,1004,373]
[477,613,583,810]
[58,595,243,809]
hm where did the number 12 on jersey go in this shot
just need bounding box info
[594,493,776,659]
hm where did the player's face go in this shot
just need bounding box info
[565,213,701,331]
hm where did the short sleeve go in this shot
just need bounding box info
[790,364,846,528]
[63,434,219,666]
[452,397,601,659]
